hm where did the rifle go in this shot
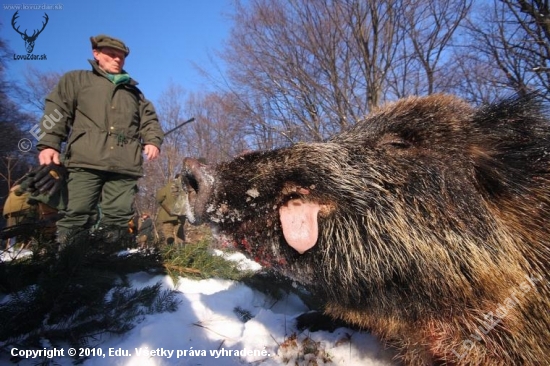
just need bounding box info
[164,117,195,136]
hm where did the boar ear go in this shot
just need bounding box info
[472,92,544,133]
[470,92,549,197]
[470,146,509,198]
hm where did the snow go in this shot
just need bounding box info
[1,249,398,365]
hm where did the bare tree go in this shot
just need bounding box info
[460,0,550,102]
[224,0,408,144]
[184,91,249,163]
[0,154,31,194]
[386,0,472,97]
[502,0,550,96]
[135,85,250,217]
[15,66,62,114]
[221,0,477,145]
[136,83,191,219]
[151,83,190,180]
[444,45,514,105]
[0,33,34,199]
[342,0,405,109]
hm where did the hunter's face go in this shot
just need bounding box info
[93,46,126,74]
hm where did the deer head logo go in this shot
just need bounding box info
[11,11,49,54]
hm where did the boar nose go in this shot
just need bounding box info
[182,157,215,225]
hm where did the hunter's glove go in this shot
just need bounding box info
[31,162,67,196]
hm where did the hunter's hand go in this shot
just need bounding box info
[38,148,61,165]
[143,144,160,160]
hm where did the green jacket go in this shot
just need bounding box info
[156,182,179,223]
[37,60,164,177]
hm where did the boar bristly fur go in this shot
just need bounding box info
[183,94,550,365]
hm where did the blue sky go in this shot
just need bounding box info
[1,0,239,103]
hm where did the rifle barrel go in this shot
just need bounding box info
[164,117,195,136]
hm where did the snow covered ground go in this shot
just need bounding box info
[2,248,398,365]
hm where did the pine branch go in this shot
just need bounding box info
[0,230,180,363]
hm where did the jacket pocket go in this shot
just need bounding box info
[66,130,108,166]
[65,130,86,162]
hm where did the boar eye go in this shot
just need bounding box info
[388,140,411,148]
[378,134,411,149]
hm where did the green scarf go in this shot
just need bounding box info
[107,73,131,85]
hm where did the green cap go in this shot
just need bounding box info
[90,34,130,57]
